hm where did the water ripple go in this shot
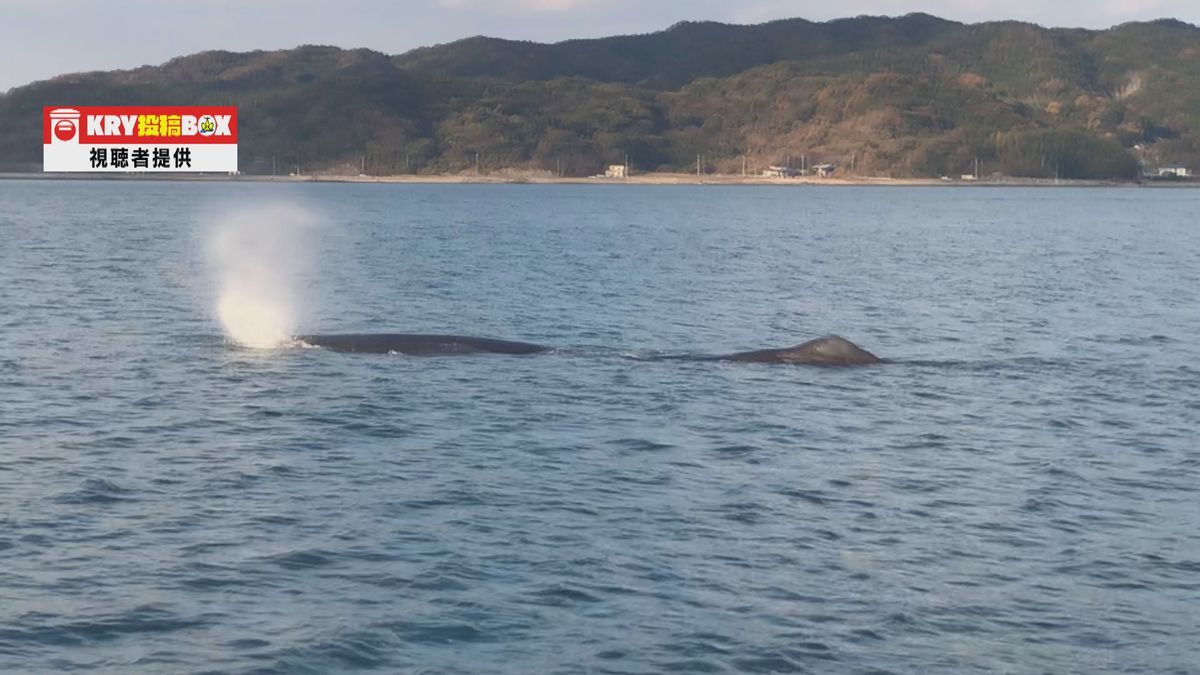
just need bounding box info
[1,183,1198,673]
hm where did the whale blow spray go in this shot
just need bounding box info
[207,202,320,349]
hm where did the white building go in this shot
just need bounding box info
[761,165,798,178]
[1158,167,1192,178]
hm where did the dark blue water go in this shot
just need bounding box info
[1,181,1198,674]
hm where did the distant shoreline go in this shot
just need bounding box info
[1,172,1195,188]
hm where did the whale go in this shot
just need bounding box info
[714,335,881,366]
[296,334,549,355]
[296,333,879,365]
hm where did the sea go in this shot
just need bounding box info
[1,180,1197,674]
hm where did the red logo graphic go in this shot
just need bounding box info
[48,108,81,144]
[54,120,75,141]
[42,106,238,145]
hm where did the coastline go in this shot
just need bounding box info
[1,171,1194,188]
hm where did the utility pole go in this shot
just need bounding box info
[271,156,276,176]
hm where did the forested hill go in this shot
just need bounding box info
[3,13,1199,179]
[392,14,961,89]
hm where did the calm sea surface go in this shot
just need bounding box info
[1,181,1198,674]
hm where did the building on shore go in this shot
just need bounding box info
[605,164,628,178]
[761,165,799,178]
[1156,166,1192,178]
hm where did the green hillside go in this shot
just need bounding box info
[2,14,1198,178]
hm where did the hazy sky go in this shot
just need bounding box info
[2,0,1198,92]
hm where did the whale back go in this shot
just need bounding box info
[721,335,880,366]
[297,334,548,355]
[296,332,879,364]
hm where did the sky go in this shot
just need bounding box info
[2,0,1198,92]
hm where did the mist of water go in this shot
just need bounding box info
[205,202,321,349]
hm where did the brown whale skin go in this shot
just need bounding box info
[718,335,881,366]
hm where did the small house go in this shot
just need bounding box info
[1158,167,1192,178]
[761,165,798,178]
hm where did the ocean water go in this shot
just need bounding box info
[1,180,1198,674]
